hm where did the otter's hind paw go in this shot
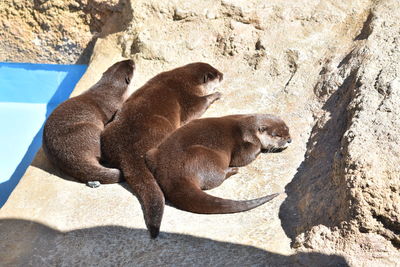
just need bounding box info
[87,181,101,188]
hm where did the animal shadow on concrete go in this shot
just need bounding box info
[0,219,349,266]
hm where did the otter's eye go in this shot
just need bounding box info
[259,126,268,133]
[203,72,215,83]
[271,132,282,137]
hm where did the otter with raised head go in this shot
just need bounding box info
[145,114,291,231]
[43,59,135,185]
[101,62,223,238]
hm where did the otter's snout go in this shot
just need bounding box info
[281,137,292,147]
[218,73,224,82]
[277,138,292,151]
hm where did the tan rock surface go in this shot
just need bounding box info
[280,1,400,265]
[1,0,399,266]
[0,0,121,64]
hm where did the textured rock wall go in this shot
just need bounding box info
[281,1,400,264]
[0,0,120,63]
[1,0,399,266]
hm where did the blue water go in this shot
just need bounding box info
[0,63,87,207]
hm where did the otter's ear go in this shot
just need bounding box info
[242,129,258,145]
[125,76,131,84]
[203,72,216,83]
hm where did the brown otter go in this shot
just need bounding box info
[43,59,135,185]
[101,62,223,238]
[145,114,290,232]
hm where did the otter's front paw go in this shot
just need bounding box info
[209,92,222,103]
[225,167,239,179]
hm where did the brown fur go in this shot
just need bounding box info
[145,114,291,234]
[43,59,135,184]
[101,62,223,238]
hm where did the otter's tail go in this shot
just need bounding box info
[64,159,123,184]
[121,158,165,239]
[77,160,123,184]
[166,180,280,214]
[42,143,123,184]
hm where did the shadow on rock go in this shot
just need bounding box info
[0,218,348,266]
[76,0,134,64]
[279,69,359,243]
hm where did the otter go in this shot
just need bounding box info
[101,62,223,238]
[145,114,291,233]
[43,59,135,185]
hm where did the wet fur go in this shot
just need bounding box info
[101,62,223,238]
[145,114,291,231]
[43,59,135,184]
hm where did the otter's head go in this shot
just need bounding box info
[103,59,135,89]
[242,114,291,153]
[176,62,223,96]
